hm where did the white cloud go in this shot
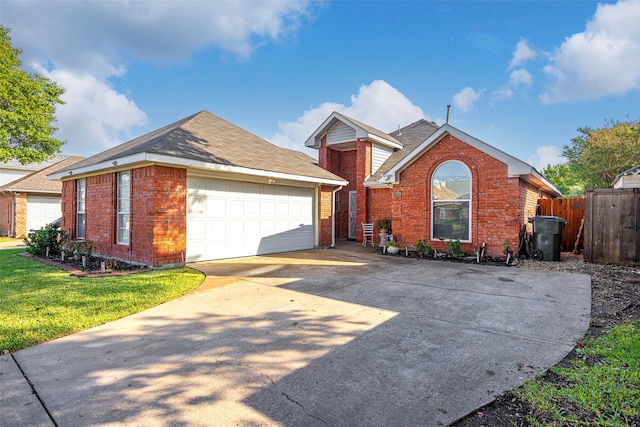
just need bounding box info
[509,39,537,69]
[541,0,640,103]
[36,67,148,156]
[509,69,533,87]
[271,80,428,155]
[2,0,315,154]
[527,145,565,171]
[452,87,484,112]
[4,0,314,70]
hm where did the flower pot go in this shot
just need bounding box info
[386,246,399,255]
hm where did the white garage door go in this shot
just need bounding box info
[186,177,315,262]
[26,197,61,232]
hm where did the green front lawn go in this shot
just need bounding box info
[517,322,640,426]
[0,249,204,352]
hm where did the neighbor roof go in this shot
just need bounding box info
[0,156,84,194]
[50,111,347,186]
[0,154,75,172]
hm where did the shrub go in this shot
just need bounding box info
[23,224,68,257]
[416,239,431,257]
[446,239,464,258]
[71,241,93,260]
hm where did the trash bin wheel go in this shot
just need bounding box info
[531,249,543,261]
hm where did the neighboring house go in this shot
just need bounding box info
[304,112,562,256]
[49,111,347,266]
[0,155,72,187]
[612,165,640,189]
[0,156,84,237]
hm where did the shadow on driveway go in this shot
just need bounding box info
[10,241,591,426]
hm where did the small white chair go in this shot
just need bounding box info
[362,223,375,247]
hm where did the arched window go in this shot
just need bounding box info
[431,161,471,241]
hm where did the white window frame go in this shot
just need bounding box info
[76,178,86,239]
[431,161,471,242]
[117,171,130,245]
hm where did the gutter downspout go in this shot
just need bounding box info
[331,186,342,248]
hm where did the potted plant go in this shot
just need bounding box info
[375,218,391,233]
[384,240,399,255]
[502,239,512,256]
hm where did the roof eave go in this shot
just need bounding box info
[49,152,348,187]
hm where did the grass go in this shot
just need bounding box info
[0,249,204,352]
[516,322,640,427]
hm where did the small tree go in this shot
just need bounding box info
[541,163,584,198]
[0,25,65,164]
[563,119,640,190]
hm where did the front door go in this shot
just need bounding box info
[348,191,357,239]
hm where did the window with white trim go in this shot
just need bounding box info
[117,171,130,245]
[76,178,86,239]
[431,161,471,241]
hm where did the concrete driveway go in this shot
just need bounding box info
[4,241,591,426]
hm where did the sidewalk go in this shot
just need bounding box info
[0,238,26,250]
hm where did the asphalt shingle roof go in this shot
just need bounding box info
[56,111,344,183]
[367,119,440,182]
[0,156,84,193]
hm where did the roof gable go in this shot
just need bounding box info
[377,124,561,196]
[51,111,346,186]
[304,112,402,150]
[367,119,440,182]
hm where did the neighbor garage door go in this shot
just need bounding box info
[186,177,315,262]
[26,197,61,233]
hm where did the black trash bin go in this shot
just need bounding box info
[528,216,566,261]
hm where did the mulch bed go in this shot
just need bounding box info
[23,253,149,277]
[450,252,640,426]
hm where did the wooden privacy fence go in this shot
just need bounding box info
[536,197,585,252]
[584,188,640,265]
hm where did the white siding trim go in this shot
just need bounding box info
[327,122,356,145]
[371,143,394,175]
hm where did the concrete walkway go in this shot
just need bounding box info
[0,238,26,250]
[3,242,591,426]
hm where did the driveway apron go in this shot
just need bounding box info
[8,242,591,426]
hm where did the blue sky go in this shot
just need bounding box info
[2,0,639,170]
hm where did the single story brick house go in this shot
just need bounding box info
[304,112,562,256]
[0,156,83,237]
[49,111,347,266]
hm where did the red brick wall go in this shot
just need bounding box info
[318,185,334,247]
[60,179,77,238]
[367,187,393,230]
[520,180,541,232]
[391,134,524,257]
[13,193,27,238]
[60,165,187,267]
[0,194,13,236]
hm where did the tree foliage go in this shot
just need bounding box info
[0,25,65,164]
[541,163,584,198]
[563,119,640,190]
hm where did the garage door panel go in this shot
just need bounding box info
[26,197,61,232]
[187,178,314,262]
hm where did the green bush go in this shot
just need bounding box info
[23,224,68,257]
[71,241,93,260]
[446,239,464,258]
[416,239,431,257]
